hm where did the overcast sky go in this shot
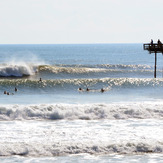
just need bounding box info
[0,0,162,44]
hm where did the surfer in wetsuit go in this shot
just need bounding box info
[15,87,18,92]
[39,78,42,83]
[86,88,90,91]
[78,87,82,91]
[101,88,105,93]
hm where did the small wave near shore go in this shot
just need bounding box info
[0,141,163,156]
[0,102,163,121]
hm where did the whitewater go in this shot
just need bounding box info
[0,44,163,162]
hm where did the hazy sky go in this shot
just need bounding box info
[0,0,163,44]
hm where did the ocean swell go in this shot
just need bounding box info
[0,78,163,91]
[0,63,156,77]
[38,64,154,74]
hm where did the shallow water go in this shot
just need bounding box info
[1,154,163,163]
[0,119,162,156]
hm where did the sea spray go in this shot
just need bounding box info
[0,53,45,77]
[0,63,37,77]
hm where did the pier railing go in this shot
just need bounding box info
[143,43,163,54]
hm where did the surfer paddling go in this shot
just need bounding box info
[78,87,107,93]
[78,87,90,92]
[86,88,90,91]
[78,87,83,91]
[101,88,105,93]
[3,87,18,95]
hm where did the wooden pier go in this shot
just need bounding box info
[143,40,163,78]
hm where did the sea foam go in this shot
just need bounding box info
[0,63,37,77]
[0,140,162,156]
[0,103,163,121]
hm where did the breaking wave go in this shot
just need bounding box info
[0,63,154,77]
[0,103,163,121]
[0,63,37,77]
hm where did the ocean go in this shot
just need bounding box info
[0,44,163,162]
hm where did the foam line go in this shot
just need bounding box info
[0,141,162,156]
[0,103,163,121]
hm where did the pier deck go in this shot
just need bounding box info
[143,43,163,54]
[143,41,163,78]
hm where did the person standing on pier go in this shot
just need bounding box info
[151,39,153,45]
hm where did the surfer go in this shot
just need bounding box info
[39,78,42,83]
[101,88,105,93]
[151,39,153,45]
[15,87,18,92]
[78,87,82,91]
[4,91,7,94]
[86,88,90,91]
[7,92,10,95]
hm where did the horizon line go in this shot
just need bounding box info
[0,42,143,45]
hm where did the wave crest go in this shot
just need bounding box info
[38,65,107,74]
[0,64,37,77]
[38,64,154,74]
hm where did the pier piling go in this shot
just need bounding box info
[143,40,163,78]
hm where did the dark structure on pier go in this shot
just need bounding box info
[143,40,163,78]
